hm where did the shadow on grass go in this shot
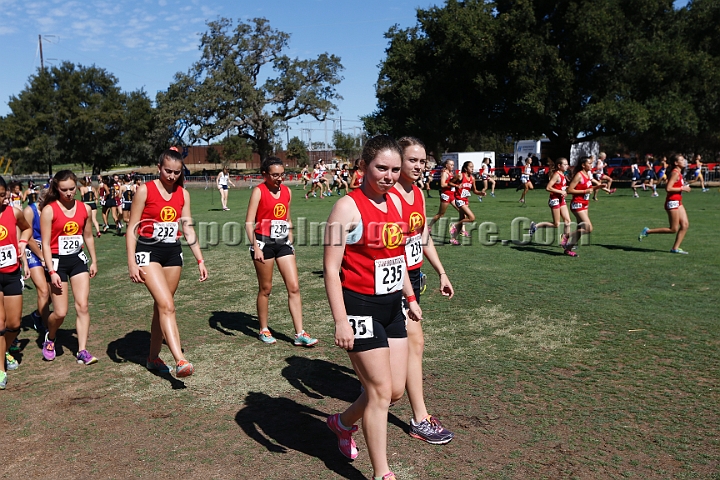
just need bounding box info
[281,356,409,435]
[596,243,668,253]
[510,245,565,256]
[282,355,360,403]
[208,310,295,345]
[106,329,186,390]
[235,391,365,480]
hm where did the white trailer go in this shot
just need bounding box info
[440,151,495,173]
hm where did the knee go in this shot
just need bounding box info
[408,328,425,354]
[286,281,300,297]
[681,220,689,230]
[74,300,89,316]
[36,284,50,299]
[53,305,69,319]
[258,283,272,297]
[365,380,393,406]
[155,299,176,316]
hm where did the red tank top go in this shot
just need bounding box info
[455,173,474,200]
[393,185,425,271]
[667,168,684,202]
[549,173,567,201]
[440,171,455,197]
[571,172,592,206]
[341,189,406,295]
[139,180,184,242]
[254,183,290,240]
[49,200,88,255]
[0,206,20,273]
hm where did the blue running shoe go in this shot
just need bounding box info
[638,227,649,241]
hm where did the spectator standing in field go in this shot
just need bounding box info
[638,154,692,254]
[217,166,236,211]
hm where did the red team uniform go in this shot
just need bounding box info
[570,172,592,212]
[549,173,568,209]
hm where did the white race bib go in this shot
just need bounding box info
[59,235,83,255]
[461,190,471,198]
[571,202,584,210]
[153,222,178,243]
[270,220,288,239]
[0,244,17,268]
[374,255,406,295]
[666,200,680,209]
[135,251,150,267]
[548,198,560,207]
[347,315,374,339]
[583,193,591,201]
[78,251,88,264]
[406,234,423,267]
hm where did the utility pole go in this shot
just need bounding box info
[39,35,44,70]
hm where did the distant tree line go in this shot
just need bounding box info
[364,0,720,160]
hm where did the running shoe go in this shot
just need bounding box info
[377,473,397,480]
[449,238,460,246]
[702,188,709,192]
[305,193,309,200]
[529,221,537,237]
[97,232,102,238]
[491,192,495,197]
[258,329,277,344]
[294,331,319,347]
[638,227,649,241]
[449,224,457,236]
[9,338,20,353]
[419,271,427,295]
[633,193,639,198]
[564,249,578,257]
[175,360,194,377]
[409,415,455,445]
[609,188,616,194]
[146,357,171,373]
[460,230,471,238]
[31,310,44,332]
[327,413,358,460]
[477,196,482,202]
[560,233,569,249]
[652,192,659,197]
[42,333,56,361]
[76,350,98,365]
[670,248,689,255]
[5,353,19,371]
[102,224,109,232]
[0,371,6,390]
[519,198,525,203]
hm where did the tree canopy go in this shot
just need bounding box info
[0,62,155,174]
[286,136,309,165]
[158,17,344,160]
[366,0,720,157]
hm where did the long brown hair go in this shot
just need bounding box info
[39,170,77,210]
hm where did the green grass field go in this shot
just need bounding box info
[2,184,718,479]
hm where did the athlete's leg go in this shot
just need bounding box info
[68,272,91,352]
[672,206,689,250]
[427,201,450,230]
[143,264,186,363]
[275,254,304,334]
[2,294,23,354]
[252,257,276,332]
[29,267,51,325]
[90,208,101,235]
[405,318,428,421]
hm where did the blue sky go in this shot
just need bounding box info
[0,0,692,147]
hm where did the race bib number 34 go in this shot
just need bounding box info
[374,255,406,295]
[0,244,17,268]
[59,235,83,255]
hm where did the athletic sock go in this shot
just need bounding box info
[338,416,352,431]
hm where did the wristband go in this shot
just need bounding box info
[48,270,57,276]
[197,259,205,264]
[19,239,28,245]
[406,295,417,304]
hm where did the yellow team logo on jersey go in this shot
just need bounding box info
[382,223,404,249]
[159,206,177,222]
[408,212,424,233]
[63,221,80,235]
[273,203,287,219]
[0,225,7,241]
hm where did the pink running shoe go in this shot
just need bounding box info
[327,413,358,460]
[560,233,569,249]
[42,333,56,361]
[460,230,471,238]
[449,224,457,236]
[449,238,460,245]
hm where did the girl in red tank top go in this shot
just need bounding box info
[391,136,455,445]
[427,159,460,236]
[126,149,207,377]
[564,156,601,256]
[245,157,317,347]
[324,136,422,480]
[40,170,99,365]
[529,157,572,249]
[449,161,483,244]
[0,175,35,386]
[638,154,692,253]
